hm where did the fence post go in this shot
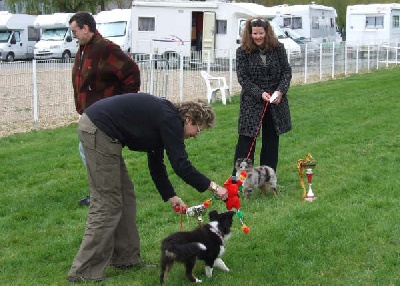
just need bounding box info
[32,59,38,129]
[331,42,335,79]
[179,53,184,102]
[319,44,322,81]
[304,44,308,84]
[229,49,233,93]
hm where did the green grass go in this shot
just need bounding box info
[1,68,400,285]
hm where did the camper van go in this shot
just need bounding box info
[95,9,132,53]
[130,0,301,67]
[0,12,40,62]
[346,4,400,46]
[33,13,78,60]
[270,4,341,44]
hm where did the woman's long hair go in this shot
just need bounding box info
[241,18,279,54]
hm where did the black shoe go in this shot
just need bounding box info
[78,196,90,206]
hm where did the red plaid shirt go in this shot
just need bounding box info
[72,31,140,114]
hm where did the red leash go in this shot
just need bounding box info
[246,101,269,159]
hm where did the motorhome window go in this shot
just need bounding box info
[13,31,20,42]
[138,17,155,31]
[0,31,12,43]
[311,17,319,29]
[216,20,227,35]
[283,17,302,29]
[239,19,245,37]
[41,28,68,41]
[28,27,41,41]
[365,16,384,28]
[393,15,400,28]
[97,22,127,37]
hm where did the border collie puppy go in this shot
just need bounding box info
[160,210,235,284]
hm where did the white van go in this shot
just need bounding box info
[95,9,132,53]
[270,4,341,44]
[0,12,40,62]
[34,13,78,60]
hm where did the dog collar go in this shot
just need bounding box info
[209,225,224,244]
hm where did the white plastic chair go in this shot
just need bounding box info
[200,71,231,105]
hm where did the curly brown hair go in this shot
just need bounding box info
[240,18,279,54]
[175,100,215,128]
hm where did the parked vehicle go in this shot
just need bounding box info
[33,13,78,60]
[270,3,341,44]
[282,27,319,50]
[95,9,132,53]
[346,3,400,58]
[0,12,40,62]
[130,0,301,68]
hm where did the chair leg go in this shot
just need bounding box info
[211,91,217,103]
[207,90,212,103]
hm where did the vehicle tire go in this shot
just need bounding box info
[6,52,15,62]
[165,52,180,69]
[62,51,71,61]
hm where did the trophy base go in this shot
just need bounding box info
[304,196,317,202]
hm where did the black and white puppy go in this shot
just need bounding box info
[235,158,278,199]
[160,210,235,284]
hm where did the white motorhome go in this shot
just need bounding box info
[0,12,40,62]
[33,13,78,60]
[95,9,132,53]
[346,3,400,46]
[270,4,341,44]
[130,0,301,67]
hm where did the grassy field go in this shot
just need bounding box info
[1,67,399,285]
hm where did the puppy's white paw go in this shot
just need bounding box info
[205,266,213,278]
[195,278,202,283]
[214,258,230,272]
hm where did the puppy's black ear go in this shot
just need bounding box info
[209,210,219,221]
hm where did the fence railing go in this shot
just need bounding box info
[1,42,399,137]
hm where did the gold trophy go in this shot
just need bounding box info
[297,154,317,202]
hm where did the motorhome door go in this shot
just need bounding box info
[202,12,216,53]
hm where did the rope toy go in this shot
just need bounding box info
[174,174,250,234]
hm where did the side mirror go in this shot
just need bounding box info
[66,35,72,42]
[10,38,16,44]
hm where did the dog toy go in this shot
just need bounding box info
[174,198,213,226]
[173,173,250,234]
[224,175,250,234]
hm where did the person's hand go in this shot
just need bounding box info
[169,196,187,212]
[261,91,271,102]
[270,91,282,104]
[215,186,228,201]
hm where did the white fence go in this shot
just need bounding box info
[1,42,399,137]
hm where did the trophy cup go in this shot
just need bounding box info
[297,153,317,202]
[304,168,316,201]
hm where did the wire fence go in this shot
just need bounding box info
[1,42,399,137]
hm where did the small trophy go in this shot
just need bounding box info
[304,168,316,201]
[297,154,317,202]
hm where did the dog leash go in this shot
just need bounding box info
[245,101,269,159]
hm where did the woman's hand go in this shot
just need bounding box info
[215,186,228,201]
[262,91,282,104]
[169,196,187,212]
